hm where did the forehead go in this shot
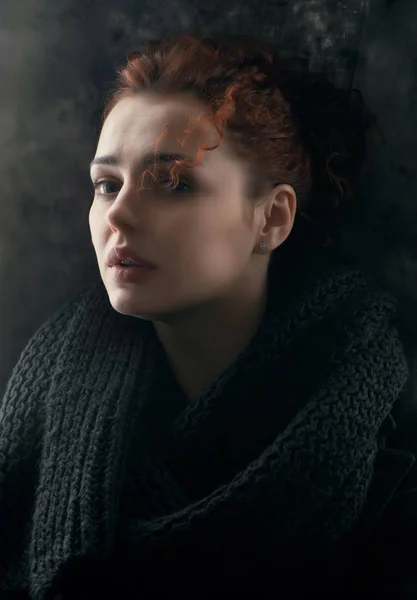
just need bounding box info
[97,92,228,167]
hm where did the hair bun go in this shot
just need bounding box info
[279,69,375,233]
[240,55,375,214]
[246,56,377,247]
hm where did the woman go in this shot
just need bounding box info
[1,33,416,599]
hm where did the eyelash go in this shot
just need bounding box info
[91,175,192,197]
[91,179,118,197]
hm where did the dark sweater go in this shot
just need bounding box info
[0,247,412,599]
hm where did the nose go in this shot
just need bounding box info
[106,182,143,232]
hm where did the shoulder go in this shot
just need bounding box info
[346,380,417,595]
[360,377,417,532]
[271,246,401,330]
[0,282,113,516]
[3,283,105,395]
[0,282,110,445]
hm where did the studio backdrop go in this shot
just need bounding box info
[1,0,416,395]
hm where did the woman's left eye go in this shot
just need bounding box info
[159,176,191,194]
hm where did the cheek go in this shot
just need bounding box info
[89,201,108,234]
[174,211,252,276]
[88,202,98,234]
[88,203,107,259]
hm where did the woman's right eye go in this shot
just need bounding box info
[93,180,119,196]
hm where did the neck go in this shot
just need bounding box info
[153,270,269,402]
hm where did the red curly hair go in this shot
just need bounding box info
[102,33,375,248]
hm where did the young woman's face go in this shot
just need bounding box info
[89,92,268,321]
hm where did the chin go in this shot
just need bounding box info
[104,285,170,322]
[103,273,202,324]
[106,287,150,318]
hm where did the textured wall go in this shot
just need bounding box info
[347,0,417,364]
[1,0,416,394]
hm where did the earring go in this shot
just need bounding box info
[257,240,269,254]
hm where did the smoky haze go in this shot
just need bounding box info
[0,0,416,394]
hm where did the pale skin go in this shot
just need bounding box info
[89,91,297,401]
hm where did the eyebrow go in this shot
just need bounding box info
[89,152,191,170]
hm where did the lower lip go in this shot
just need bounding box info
[109,264,156,284]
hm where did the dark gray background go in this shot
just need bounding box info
[1,0,416,395]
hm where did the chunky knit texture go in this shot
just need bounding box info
[0,247,410,598]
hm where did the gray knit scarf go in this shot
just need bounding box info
[0,248,409,599]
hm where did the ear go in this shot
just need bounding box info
[259,184,297,251]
